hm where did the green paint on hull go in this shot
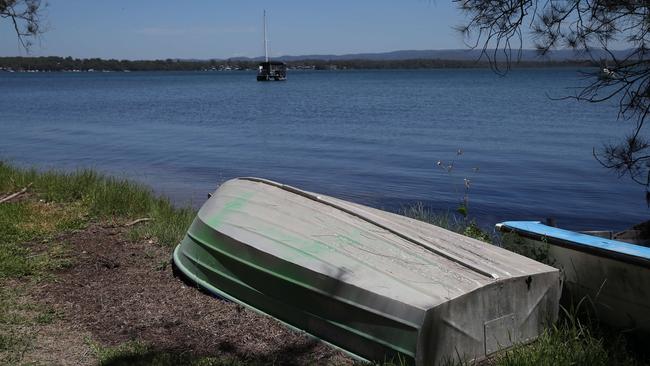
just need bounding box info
[206,192,254,229]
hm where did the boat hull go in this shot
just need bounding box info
[174,179,561,364]
[173,222,417,361]
[497,221,650,333]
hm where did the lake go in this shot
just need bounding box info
[0,69,646,230]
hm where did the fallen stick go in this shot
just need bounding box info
[125,217,152,227]
[0,183,33,204]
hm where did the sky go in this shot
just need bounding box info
[0,0,480,59]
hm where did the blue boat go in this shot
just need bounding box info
[496,221,650,333]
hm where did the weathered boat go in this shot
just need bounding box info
[174,178,561,365]
[496,221,650,333]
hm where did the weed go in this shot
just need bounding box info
[436,149,479,218]
[35,307,61,325]
[494,315,645,366]
[155,260,169,271]
[401,202,493,243]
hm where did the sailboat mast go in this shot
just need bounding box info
[263,10,269,63]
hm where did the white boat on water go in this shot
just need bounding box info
[174,178,561,364]
[497,221,650,333]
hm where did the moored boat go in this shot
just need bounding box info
[257,10,286,82]
[496,221,650,333]
[598,67,617,80]
[174,178,561,365]
[257,61,286,81]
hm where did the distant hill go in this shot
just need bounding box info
[228,48,631,62]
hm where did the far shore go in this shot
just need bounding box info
[0,55,597,73]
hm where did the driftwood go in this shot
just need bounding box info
[0,183,33,203]
[125,218,152,227]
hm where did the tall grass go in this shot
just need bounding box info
[495,315,646,366]
[401,202,493,243]
[0,161,196,248]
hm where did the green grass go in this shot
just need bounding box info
[0,161,196,251]
[0,199,79,278]
[401,202,493,243]
[491,315,647,366]
[0,161,196,280]
[128,198,197,247]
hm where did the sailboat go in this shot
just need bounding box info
[257,10,286,81]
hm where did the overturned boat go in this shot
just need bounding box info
[497,221,650,333]
[174,178,560,365]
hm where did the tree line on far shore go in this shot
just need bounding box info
[0,56,596,72]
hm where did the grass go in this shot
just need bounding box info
[401,202,493,243]
[0,196,83,278]
[495,322,633,366]
[487,305,650,366]
[0,286,62,364]
[0,161,195,280]
[0,161,196,252]
[0,161,197,363]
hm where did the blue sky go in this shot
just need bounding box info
[0,1,480,59]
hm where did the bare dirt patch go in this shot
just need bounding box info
[34,223,355,365]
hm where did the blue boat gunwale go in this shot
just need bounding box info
[497,221,650,269]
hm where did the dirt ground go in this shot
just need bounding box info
[21,223,355,365]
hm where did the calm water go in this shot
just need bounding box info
[0,69,646,230]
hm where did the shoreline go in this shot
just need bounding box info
[1,162,648,365]
[0,56,597,73]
